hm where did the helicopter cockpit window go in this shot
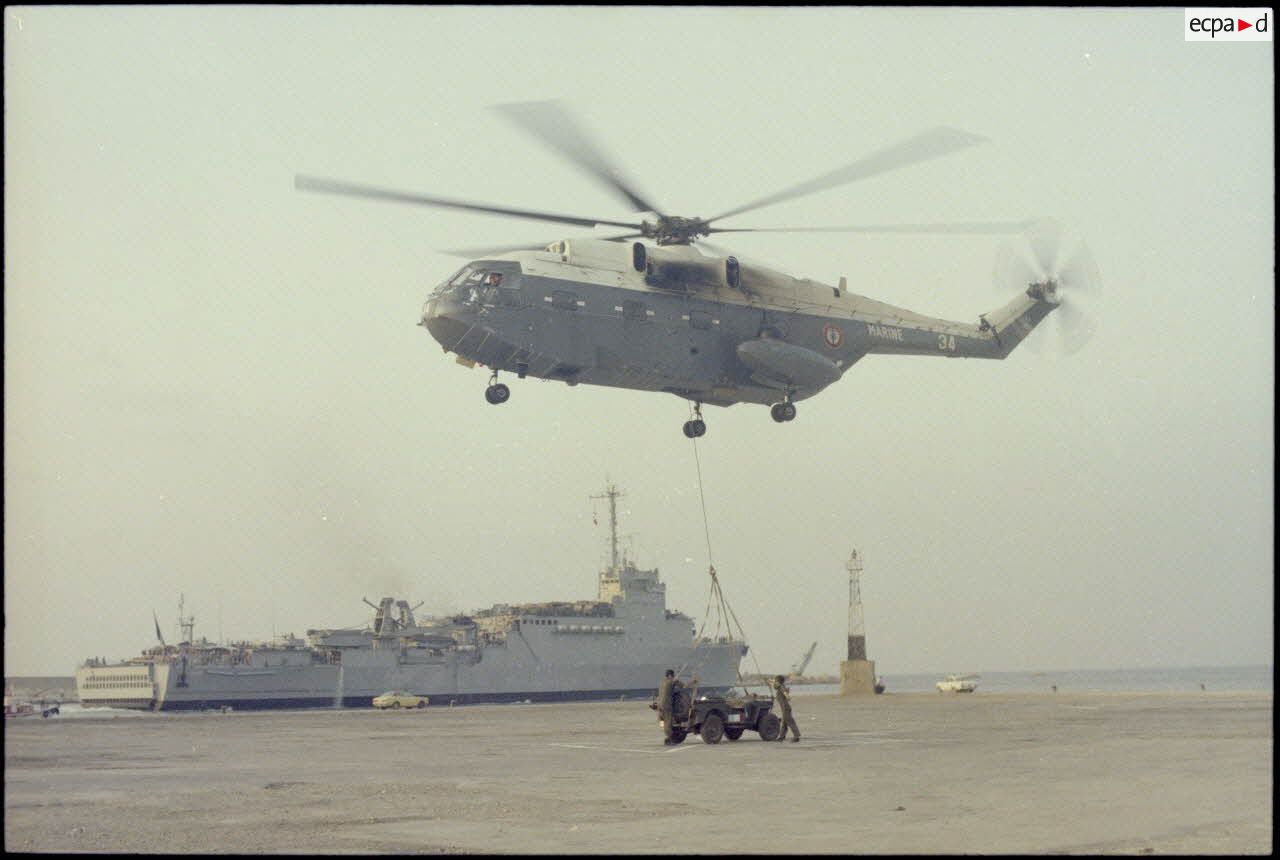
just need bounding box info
[454,269,497,306]
[432,266,469,298]
[450,269,520,308]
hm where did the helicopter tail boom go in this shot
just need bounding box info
[980,287,1057,358]
[855,287,1054,361]
[860,223,1100,361]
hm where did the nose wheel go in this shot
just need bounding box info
[484,371,510,405]
[770,401,797,423]
[682,402,707,438]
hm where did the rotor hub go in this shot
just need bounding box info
[644,215,711,246]
[1028,280,1061,305]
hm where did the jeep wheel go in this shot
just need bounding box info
[725,727,744,741]
[669,729,687,744]
[701,713,725,744]
[391,702,401,709]
[416,701,426,709]
[757,713,781,741]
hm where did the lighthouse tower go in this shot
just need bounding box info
[840,549,878,695]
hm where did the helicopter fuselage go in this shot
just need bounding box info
[299,104,1090,432]
[420,239,1055,409]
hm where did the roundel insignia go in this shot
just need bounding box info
[822,323,844,349]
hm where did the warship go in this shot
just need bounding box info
[75,486,747,711]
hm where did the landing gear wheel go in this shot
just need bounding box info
[725,727,744,742]
[701,714,725,744]
[485,383,510,405]
[770,402,797,422]
[758,713,781,741]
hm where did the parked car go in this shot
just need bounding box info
[372,690,429,709]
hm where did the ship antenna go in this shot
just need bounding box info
[590,482,625,575]
[177,593,195,644]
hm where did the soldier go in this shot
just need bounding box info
[656,668,682,745]
[770,674,800,742]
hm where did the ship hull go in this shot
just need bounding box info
[78,638,745,712]
[147,687,700,712]
[156,639,742,711]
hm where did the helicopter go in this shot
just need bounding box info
[297,101,1100,437]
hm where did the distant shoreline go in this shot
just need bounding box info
[7,664,1272,704]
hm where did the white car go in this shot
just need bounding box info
[936,674,979,693]
[372,690,429,709]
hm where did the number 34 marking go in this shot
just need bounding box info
[937,334,957,352]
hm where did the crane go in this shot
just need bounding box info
[791,641,818,678]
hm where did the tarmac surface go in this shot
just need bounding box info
[4,691,1272,854]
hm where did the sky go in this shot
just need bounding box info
[5,7,1273,679]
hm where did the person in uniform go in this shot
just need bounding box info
[657,669,682,744]
[770,674,800,742]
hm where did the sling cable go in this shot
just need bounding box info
[677,434,766,692]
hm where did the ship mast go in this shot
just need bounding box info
[178,593,195,644]
[590,483,624,574]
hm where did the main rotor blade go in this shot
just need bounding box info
[707,126,989,224]
[491,100,666,216]
[707,219,1038,236]
[440,233,644,258]
[439,241,553,258]
[295,175,644,231]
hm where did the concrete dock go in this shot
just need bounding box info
[4,691,1272,854]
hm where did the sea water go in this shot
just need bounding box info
[790,664,1273,696]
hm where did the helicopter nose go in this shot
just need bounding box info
[420,296,470,351]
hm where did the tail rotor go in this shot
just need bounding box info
[994,219,1102,355]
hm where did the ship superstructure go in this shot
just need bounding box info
[75,486,746,710]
